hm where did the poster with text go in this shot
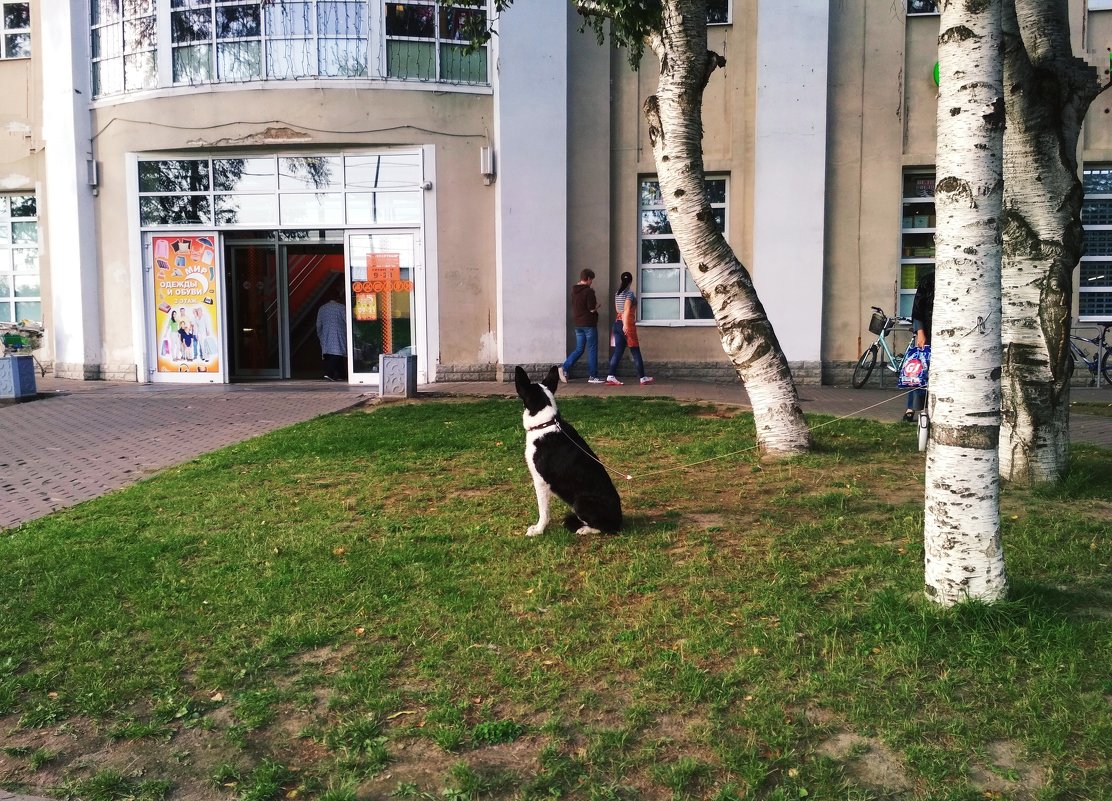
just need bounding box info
[152,235,221,374]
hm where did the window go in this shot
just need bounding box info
[92,1,490,98]
[899,171,935,318]
[1,2,30,58]
[637,177,724,324]
[0,195,40,324]
[385,1,487,83]
[907,0,938,14]
[707,0,730,25]
[1080,167,1112,320]
[137,153,423,229]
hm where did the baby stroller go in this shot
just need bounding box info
[897,342,930,452]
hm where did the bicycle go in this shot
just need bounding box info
[852,307,912,388]
[1068,322,1112,387]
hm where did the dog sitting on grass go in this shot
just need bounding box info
[514,365,623,536]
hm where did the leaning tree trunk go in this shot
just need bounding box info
[641,0,811,457]
[924,0,1008,606]
[999,0,1101,484]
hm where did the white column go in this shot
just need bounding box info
[753,0,830,364]
[40,1,101,378]
[492,2,568,372]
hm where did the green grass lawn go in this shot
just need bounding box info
[1,397,1110,801]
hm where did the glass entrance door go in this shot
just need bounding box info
[347,231,418,382]
[227,243,281,378]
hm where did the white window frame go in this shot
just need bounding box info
[383,0,490,84]
[907,1,939,16]
[0,194,41,325]
[1080,166,1112,322]
[90,0,491,99]
[706,0,731,26]
[899,169,936,319]
[1,1,30,59]
[637,175,726,327]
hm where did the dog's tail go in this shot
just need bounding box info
[563,513,583,533]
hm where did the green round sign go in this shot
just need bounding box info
[933,61,940,86]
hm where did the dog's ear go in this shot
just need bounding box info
[542,366,560,394]
[514,366,530,398]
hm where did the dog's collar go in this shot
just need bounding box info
[527,418,560,432]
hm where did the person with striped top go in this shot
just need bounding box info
[605,272,654,386]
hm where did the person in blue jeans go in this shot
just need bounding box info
[904,270,934,422]
[558,269,605,384]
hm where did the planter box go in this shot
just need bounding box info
[0,354,37,400]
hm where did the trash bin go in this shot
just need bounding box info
[0,354,37,401]
[379,351,417,398]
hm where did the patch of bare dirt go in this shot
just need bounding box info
[967,740,1046,798]
[817,730,913,794]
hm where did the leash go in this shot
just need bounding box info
[543,392,912,482]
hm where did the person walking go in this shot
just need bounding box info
[903,270,934,421]
[605,271,653,386]
[316,285,348,381]
[559,268,604,384]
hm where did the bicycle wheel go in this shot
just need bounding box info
[852,345,878,388]
[1102,349,1112,386]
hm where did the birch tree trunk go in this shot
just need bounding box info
[924,0,1008,606]
[999,0,1101,484]
[641,0,811,457]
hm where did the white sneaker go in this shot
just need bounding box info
[640,376,654,384]
[605,376,623,386]
[558,366,568,383]
[587,376,605,384]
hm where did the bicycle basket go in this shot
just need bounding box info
[868,311,887,336]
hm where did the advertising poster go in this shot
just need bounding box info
[152,235,221,374]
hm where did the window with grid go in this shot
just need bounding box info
[706,0,730,24]
[137,153,424,229]
[384,1,487,83]
[637,177,723,324]
[899,170,936,317]
[907,0,938,14]
[1,2,30,58]
[0,195,40,324]
[92,2,490,98]
[1080,167,1112,321]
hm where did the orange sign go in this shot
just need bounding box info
[367,253,401,282]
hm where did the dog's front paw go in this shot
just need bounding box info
[526,523,546,537]
[575,525,601,535]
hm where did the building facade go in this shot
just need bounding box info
[1,0,1109,387]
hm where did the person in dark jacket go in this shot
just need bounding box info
[559,269,604,384]
[904,271,934,422]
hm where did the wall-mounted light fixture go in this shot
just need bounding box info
[480,146,495,185]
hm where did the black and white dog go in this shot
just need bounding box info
[514,365,623,536]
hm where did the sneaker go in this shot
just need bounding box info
[587,376,605,384]
[639,376,655,384]
[902,409,915,423]
[558,366,568,383]
[605,376,623,386]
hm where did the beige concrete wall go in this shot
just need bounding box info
[87,85,495,371]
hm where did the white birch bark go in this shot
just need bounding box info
[642,0,811,456]
[999,0,1101,484]
[924,0,1008,606]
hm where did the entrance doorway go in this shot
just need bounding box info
[225,235,345,380]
